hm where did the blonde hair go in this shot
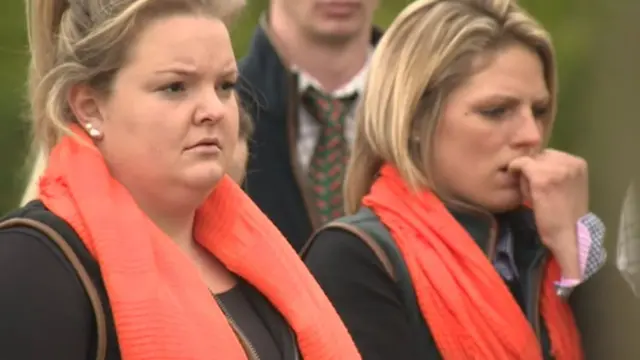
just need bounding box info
[20,0,245,205]
[344,0,557,214]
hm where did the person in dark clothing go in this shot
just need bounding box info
[302,0,607,359]
[237,0,381,250]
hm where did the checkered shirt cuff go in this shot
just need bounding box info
[554,212,607,298]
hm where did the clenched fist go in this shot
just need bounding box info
[508,149,589,279]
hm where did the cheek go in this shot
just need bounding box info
[234,142,248,162]
[431,121,499,194]
[432,137,468,187]
[224,103,240,140]
[291,1,309,19]
[230,143,248,178]
[366,0,379,15]
[102,94,185,164]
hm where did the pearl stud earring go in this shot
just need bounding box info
[84,123,103,140]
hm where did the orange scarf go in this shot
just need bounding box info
[39,127,360,360]
[362,165,582,360]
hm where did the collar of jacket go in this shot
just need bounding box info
[448,205,546,266]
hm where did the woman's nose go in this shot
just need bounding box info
[512,112,543,148]
[193,87,225,125]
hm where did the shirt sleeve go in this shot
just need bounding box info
[554,212,607,292]
[0,227,93,359]
[578,213,607,278]
[303,228,426,360]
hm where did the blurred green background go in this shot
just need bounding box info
[0,0,601,213]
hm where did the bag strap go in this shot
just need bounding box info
[301,207,423,326]
[0,217,107,360]
[302,218,396,279]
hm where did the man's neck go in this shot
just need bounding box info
[268,11,371,92]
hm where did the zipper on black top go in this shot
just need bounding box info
[213,294,261,360]
[288,326,301,360]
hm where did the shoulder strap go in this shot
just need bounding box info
[301,213,396,278]
[301,207,424,327]
[0,217,107,360]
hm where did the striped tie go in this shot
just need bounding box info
[301,87,357,224]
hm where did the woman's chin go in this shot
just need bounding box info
[182,165,225,192]
[480,189,524,213]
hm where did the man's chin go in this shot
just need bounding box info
[309,24,363,45]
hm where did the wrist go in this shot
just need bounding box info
[545,230,581,280]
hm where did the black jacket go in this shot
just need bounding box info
[304,206,557,359]
[238,20,383,251]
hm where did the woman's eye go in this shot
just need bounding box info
[220,81,237,92]
[160,81,186,94]
[480,106,508,119]
[532,106,550,119]
[216,81,237,98]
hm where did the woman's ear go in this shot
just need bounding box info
[68,83,106,138]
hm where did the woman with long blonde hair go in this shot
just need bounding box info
[303,0,606,358]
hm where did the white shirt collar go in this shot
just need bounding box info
[295,48,373,97]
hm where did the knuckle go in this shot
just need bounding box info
[530,175,549,191]
[576,157,588,171]
[569,158,587,177]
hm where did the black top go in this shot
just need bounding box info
[0,210,295,360]
[304,228,422,359]
[214,286,282,359]
[0,226,96,359]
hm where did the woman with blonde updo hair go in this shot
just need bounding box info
[0,1,360,359]
[303,0,606,359]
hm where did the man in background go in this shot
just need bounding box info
[238,0,381,250]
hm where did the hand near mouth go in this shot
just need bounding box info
[507,149,589,280]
